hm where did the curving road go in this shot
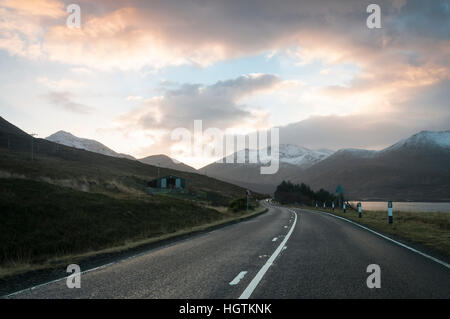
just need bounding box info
[6,202,450,299]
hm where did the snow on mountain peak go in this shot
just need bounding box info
[223,144,334,167]
[46,131,134,160]
[408,130,450,148]
[383,130,450,152]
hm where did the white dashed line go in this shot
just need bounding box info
[272,237,278,242]
[229,271,248,285]
[239,210,298,299]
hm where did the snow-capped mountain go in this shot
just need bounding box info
[199,130,450,199]
[46,131,135,160]
[381,130,450,153]
[330,131,450,159]
[289,130,450,201]
[276,145,334,166]
[222,144,334,168]
[199,144,334,194]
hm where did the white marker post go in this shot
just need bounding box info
[332,201,335,211]
[323,202,326,208]
[358,202,362,218]
[315,202,318,208]
[343,203,346,213]
[388,201,393,224]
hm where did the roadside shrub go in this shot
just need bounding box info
[228,197,255,212]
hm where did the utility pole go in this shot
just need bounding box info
[30,133,37,161]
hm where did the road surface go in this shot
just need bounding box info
[6,203,450,298]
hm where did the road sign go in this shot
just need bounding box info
[335,185,344,194]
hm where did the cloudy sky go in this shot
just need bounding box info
[0,0,449,168]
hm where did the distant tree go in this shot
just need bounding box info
[274,181,336,206]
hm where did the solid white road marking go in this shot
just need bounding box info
[239,210,298,299]
[272,237,278,242]
[306,209,450,269]
[229,271,248,285]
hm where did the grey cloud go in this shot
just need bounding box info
[279,82,450,152]
[278,114,448,151]
[99,0,448,50]
[41,91,93,114]
[132,74,279,131]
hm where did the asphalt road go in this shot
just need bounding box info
[6,203,450,299]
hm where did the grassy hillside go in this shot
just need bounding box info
[0,178,262,275]
[0,130,251,202]
[0,120,265,278]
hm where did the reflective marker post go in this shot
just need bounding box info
[358,202,362,218]
[388,201,393,224]
[343,203,346,213]
[323,202,326,209]
[332,201,335,211]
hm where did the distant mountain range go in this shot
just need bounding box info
[200,131,450,201]
[0,116,249,201]
[4,116,449,201]
[45,131,198,173]
[291,130,450,201]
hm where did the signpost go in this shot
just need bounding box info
[358,202,362,218]
[388,201,393,224]
[246,190,251,211]
[335,184,344,208]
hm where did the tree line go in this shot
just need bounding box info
[274,180,340,206]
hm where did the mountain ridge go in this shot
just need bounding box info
[139,154,197,173]
[200,130,450,200]
[46,130,136,160]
